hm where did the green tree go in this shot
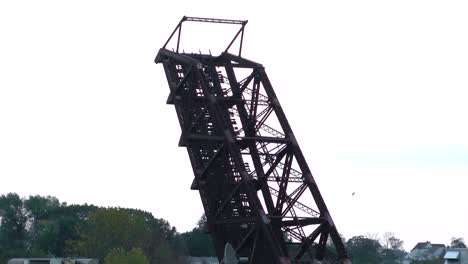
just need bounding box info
[179,214,215,257]
[347,235,382,264]
[146,216,184,263]
[24,195,61,224]
[0,193,28,261]
[180,229,215,257]
[104,248,149,264]
[382,232,404,251]
[50,204,98,256]
[196,214,208,232]
[450,237,466,248]
[0,193,184,263]
[67,207,183,263]
[24,195,62,256]
[381,232,406,264]
[67,207,148,259]
[23,195,97,257]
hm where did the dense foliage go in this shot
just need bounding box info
[344,233,406,264]
[0,193,184,263]
[103,248,149,264]
[450,237,467,248]
[0,193,464,264]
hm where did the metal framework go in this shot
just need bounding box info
[155,16,351,264]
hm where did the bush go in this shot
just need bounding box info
[104,248,149,264]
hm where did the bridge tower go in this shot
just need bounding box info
[155,16,351,264]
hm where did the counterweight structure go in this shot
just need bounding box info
[155,17,351,264]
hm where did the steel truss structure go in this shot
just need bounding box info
[155,16,351,264]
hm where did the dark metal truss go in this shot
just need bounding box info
[163,16,248,56]
[155,16,351,264]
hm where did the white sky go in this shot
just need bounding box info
[1,0,467,251]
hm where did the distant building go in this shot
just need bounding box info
[7,258,98,264]
[403,241,446,264]
[444,248,468,264]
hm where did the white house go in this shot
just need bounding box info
[403,241,446,264]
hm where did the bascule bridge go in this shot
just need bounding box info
[155,16,351,264]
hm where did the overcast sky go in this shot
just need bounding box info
[1,0,467,251]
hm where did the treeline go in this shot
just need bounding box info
[0,193,210,264]
[0,193,465,264]
[341,234,406,264]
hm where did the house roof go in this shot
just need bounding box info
[411,242,446,251]
[406,242,447,261]
[432,244,446,248]
[412,242,430,251]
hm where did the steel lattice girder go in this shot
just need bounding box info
[155,17,351,264]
